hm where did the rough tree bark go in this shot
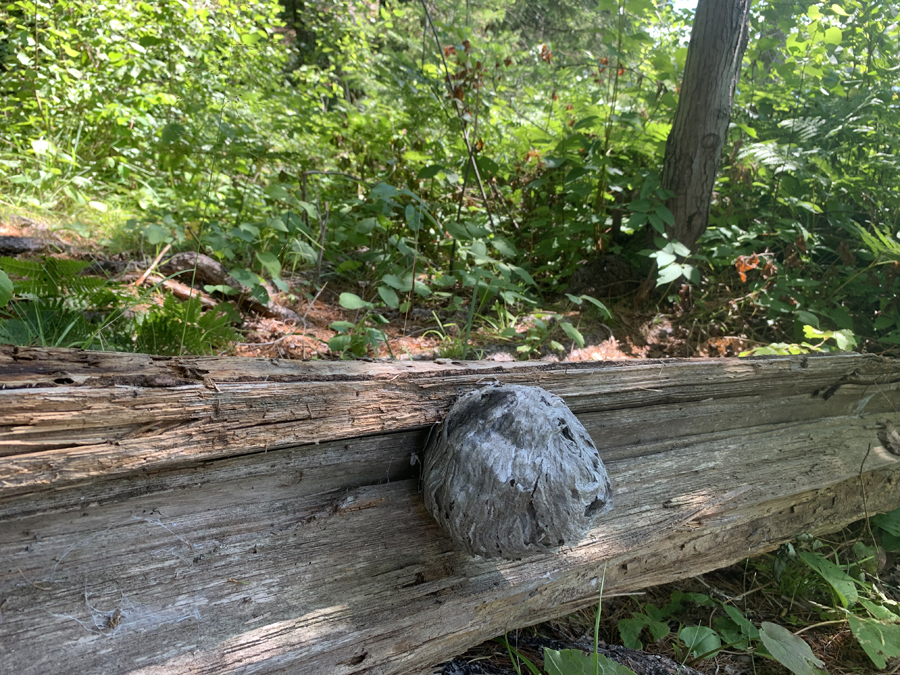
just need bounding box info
[661,0,751,251]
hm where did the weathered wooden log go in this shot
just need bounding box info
[1,345,900,675]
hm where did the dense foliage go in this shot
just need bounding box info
[1,0,898,353]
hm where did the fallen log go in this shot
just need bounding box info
[1,345,899,675]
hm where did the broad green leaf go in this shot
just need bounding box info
[161,123,185,144]
[799,551,858,606]
[544,648,636,675]
[796,311,819,328]
[647,618,671,641]
[369,182,399,201]
[230,267,261,288]
[250,283,270,306]
[330,321,356,333]
[256,251,281,278]
[656,263,683,286]
[265,183,290,201]
[565,167,593,183]
[377,286,399,309]
[381,274,408,291]
[735,123,758,138]
[803,325,827,340]
[144,224,171,245]
[654,204,675,226]
[560,321,585,348]
[723,605,759,639]
[654,250,677,267]
[328,334,352,352]
[823,27,842,45]
[580,295,611,317]
[759,622,827,675]
[335,260,361,274]
[714,618,749,649]
[872,508,900,536]
[402,149,430,163]
[297,201,317,219]
[830,3,849,15]
[648,213,665,234]
[417,165,444,180]
[491,237,518,258]
[628,213,648,230]
[627,198,652,213]
[572,116,599,131]
[445,222,469,240]
[618,618,647,649]
[670,240,691,257]
[266,216,288,233]
[510,265,536,286]
[0,269,12,308]
[204,284,239,296]
[469,241,488,259]
[476,156,501,176]
[806,5,823,20]
[240,31,264,45]
[682,264,700,284]
[679,625,721,659]
[339,292,372,310]
[859,598,900,623]
[831,330,857,351]
[849,615,900,669]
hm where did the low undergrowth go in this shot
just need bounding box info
[455,511,900,675]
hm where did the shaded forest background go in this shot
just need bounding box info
[0,0,898,358]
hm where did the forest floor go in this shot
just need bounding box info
[1,213,761,365]
[0,214,891,675]
[438,547,894,675]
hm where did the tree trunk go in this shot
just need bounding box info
[2,346,900,674]
[661,0,750,251]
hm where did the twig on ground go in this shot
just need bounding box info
[133,243,172,287]
[122,273,218,308]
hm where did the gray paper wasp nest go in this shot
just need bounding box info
[422,384,612,559]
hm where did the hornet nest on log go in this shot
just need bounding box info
[422,384,612,559]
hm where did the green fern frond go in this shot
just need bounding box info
[0,256,96,297]
[846,222,900,260]
[134,296,237,356]
[778,116,826,144]
[740,141,799,172]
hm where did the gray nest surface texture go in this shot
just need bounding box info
[422,384,613,559]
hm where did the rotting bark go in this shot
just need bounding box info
[1,346,899,675]
[159,251,301,323]
[661,0,751,250]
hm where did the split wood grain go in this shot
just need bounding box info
[2,346,899,497]
[1,347,899,675]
